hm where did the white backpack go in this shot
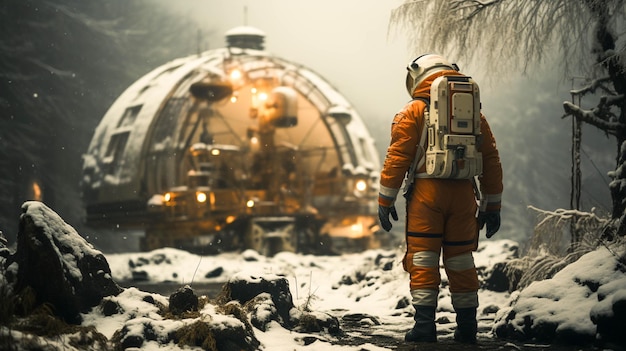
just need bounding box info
[403,75,483,198]
[423,75,482,179]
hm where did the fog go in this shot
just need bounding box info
[0,0,614,246]
[156,0,410,124]
[150,0,614,242]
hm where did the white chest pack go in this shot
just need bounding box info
[424,75,483,179]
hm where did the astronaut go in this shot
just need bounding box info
[378,54,503,343]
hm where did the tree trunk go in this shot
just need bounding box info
[585,0,626,234]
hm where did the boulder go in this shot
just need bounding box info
[13,201,122,323]
[590,283,626,349]
[220,273,298,328]
[483,262,515,292]
[218,273,341,335]
[169,285,198,315]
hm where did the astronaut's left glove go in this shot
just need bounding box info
[378,204,398,232]
[478,211,500,238]
[478,193,502,238]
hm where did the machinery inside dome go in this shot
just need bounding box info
[81,26,387,255]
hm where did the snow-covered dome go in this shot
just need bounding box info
[81,28,381,246]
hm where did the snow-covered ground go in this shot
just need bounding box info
[96,240,519,350]
[5,202,624,350]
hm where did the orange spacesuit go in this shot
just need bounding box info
[378,54,503,344]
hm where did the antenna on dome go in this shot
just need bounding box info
[197,29,201,56]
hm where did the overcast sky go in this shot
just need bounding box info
[155,0,410,128]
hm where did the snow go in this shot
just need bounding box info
[96,236,626,350]
[5,202,626,349]
[493,245,626,340]
[21,201,101,281]
[97,240,520,350]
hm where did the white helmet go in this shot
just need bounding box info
[405,54,459,96]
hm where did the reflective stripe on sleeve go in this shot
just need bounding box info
[379,184,399,200]
[480,193,502,211]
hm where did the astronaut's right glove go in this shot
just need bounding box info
[478,211,500,238]
[378,204,398,232]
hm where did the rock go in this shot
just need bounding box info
[374,252,396,271]
[221,273,297,328]
[296,310,341,334]
[483,262,510,292]
[395,296,410,309]
[0,230,10,260]
[101,298,121,316]
[591,285,626,349]
[13,201,122,324]
[169,285,198,315]
[482,304,500,315]
[342,313,380,326]
[242,249,261,261]
[248,292,278,331]
[219,272,343,336]
[131,270,149,281]
[204,266,224,278]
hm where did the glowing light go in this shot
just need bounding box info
[32,181,42,201]
[355,179,367,192]
[351,222,363,235]
[196,192,207,203]
[246,199,255,208]
[251,87,257,94]
[230,69,242,80]
[258,92,268,101]
[209,192,216,205]
[211,148,221,156]
[250,136,259,145]
[226,215,236,224]
[230,95,238,103]
[164,192,172,202]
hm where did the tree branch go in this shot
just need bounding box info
[570,76,614,96]
[563,100,622,134]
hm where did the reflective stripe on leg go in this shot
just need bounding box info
[408,250,441,290]
[413,250,440,267]
[444,252,474,271]
[451,292,478,309]
[410,288,438,307]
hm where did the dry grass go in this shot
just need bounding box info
[176,319,217,350]
[505,207,623,290]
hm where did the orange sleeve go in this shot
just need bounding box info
[478,114,503,211]
[379,100,426,205]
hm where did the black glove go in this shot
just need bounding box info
[378,204,398,232]
[478,211,500,238]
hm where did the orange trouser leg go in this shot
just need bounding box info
[404,178,478,308]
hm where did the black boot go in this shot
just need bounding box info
[454,307,477,344]
[405,305,437,342]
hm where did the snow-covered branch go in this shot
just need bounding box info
[562,100,622,134]
[569,76,614,96]
[528,206,605,226]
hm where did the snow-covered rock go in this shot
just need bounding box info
[493,245,626,348]
[12,201,122,323]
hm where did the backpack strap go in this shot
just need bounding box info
[412,97,430,175]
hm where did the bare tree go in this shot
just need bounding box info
[391,0,626,235]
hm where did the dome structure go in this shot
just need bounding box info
[82,27,382,253]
